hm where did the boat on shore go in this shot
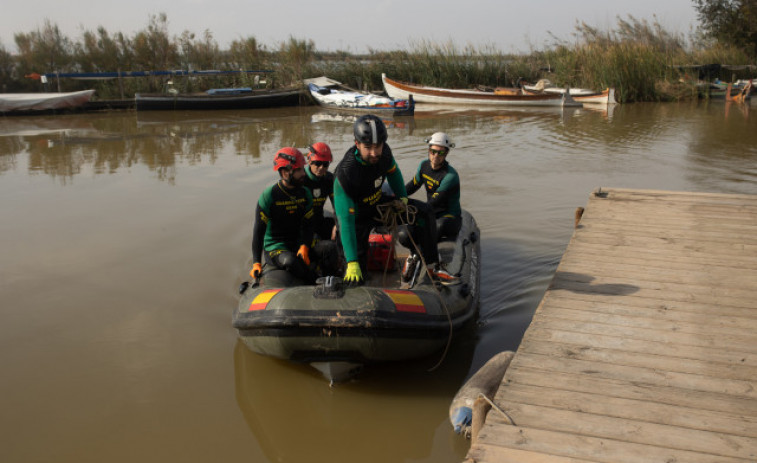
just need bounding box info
[306,76,414,116]
[0,89,95,114]
[135,86,304,110]
[382,74,581,107]
[232,210,481,382]
[522,79,618,105]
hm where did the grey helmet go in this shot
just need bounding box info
[425,132,455,149]
[354,115,388,145]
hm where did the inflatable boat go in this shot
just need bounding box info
[232,210,480,381]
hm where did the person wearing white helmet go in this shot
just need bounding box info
[405,131,462,241]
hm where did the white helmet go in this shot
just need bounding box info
[425,132,455,149]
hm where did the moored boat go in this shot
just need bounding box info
[135,86,304,110]
[0,89,96,113]
[232,210,481,382]
[382,74,581,107]
[306,79,414,116]
[522,79,618,105]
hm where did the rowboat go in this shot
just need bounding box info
[522,79,618,105]
[134,86,304,110]
[306,79,414,116]
[0,89,95,113]
[232,210,481,382]
[382,74,581,107]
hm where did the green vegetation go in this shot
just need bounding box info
[0,13,755,102]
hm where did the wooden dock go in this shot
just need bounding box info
[466,188,757,463]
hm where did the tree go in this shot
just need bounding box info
[694,0,757,57]
[14,19,74,91]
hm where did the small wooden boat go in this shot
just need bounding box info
[232,210,481,382]
[0,89,95,113]
[522,79,618,105]
[307,79,414,116]
[135,86,304,110]
[382,74,581,107]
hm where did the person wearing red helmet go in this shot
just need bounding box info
[250,147,315,284]
[304,142,336,241]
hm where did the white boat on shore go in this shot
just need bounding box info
[382,74,581,107]
[0,89,95,113]
[523,79,618,105]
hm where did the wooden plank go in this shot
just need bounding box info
[549,276,757,308]
[538,296,757,330]
[532,305,757,339]
[519,336,757,381]
[562,241,757,270]
[502,367,757,416]
[521,326,757,368]
[555,260,757,290]
[569,232,757,257]
[544,290,757,319]
[469,424,752,463]
[466,445,599,463]
[488,403,757,459]
[498,382,757,437]
[527,317,757,355]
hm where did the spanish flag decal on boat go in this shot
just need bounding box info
[248,289,283,311]
[384,289,426,313]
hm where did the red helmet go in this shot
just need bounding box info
[273,147,306,172]
[308,142,332,162]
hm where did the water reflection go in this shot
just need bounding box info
[233,336,475,463]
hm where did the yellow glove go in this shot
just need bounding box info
[250,262,262,279]
[297,245,310,266]
[344,261,363,285]
[393,197,408,213]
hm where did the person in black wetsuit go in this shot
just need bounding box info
[333,115,458,286]
[250,147,315,284]
[302,142,341,276]
[405,132,462,241]
[304,142,336,241]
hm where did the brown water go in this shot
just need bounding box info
[1,101,756,463]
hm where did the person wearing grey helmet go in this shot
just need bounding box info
[405,132,462,241]
[333,115,458,286]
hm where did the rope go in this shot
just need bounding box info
[374,200,454,372]
[477,393,516,425]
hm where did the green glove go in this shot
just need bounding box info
[344,261,363,285]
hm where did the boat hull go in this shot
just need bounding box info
[232,210,481,371]
[0,89,95,113]
[135,88,304,110]
[308,83,414,116]
[382,74,581,107]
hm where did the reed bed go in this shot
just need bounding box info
[3,15,755,102]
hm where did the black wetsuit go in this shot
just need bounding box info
[406,159,462,240]
[251,180,315,282]
[334,145,438,271]
[303,166,335,241]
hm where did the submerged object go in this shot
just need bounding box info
[449,350,515,436]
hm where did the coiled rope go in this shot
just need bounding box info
[374,200,454,372]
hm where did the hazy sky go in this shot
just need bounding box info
[1,0,700,55]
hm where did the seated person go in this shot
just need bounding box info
[250,147,315,284]
[405,132,462,241]
[333,115,458,286]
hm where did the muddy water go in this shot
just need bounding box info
[1,101,755,463]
